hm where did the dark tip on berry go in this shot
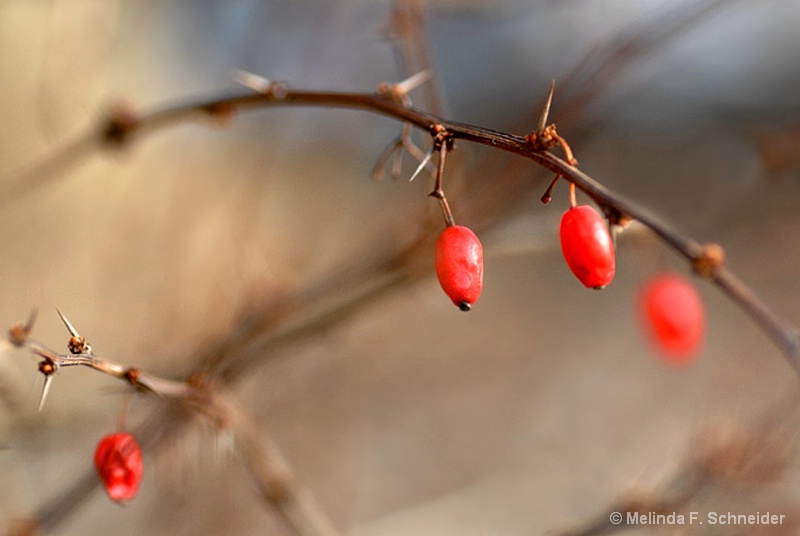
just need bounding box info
[459,302,472,312]
[593,285,606,290]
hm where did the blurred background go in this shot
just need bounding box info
[2,0,800,534]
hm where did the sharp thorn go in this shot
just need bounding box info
[537,80,556,133]
[38,374,53,412]
[56,309,79,338]
[396,69,432,94]
[233,69,271,93]
[25,309,39,333]
[408,146,435,182]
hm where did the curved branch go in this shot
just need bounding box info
[10,323,341,536]
[8,79,799,533]
[83,83,800,373]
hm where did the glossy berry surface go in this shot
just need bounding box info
[559,205,615,288]
[94,432,144,503]
[435,225,483,311]
[640,273,705,363]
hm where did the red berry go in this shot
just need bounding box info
[94,432,144,503]
[640,273,705,363]
[559,205,615,288]
[435,225,483,311]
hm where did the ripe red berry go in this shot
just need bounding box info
[640,273,705,363]
[559,205,615,288]
[435,225,483,311]
[94,432,144,503]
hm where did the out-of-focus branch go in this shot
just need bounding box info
[7,314,341,536]
[385,0,446,116]
[559,392,800,536]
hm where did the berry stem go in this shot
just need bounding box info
[429,130,456,227]
[569,182,577,209]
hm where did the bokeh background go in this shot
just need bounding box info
[2,1,800,534]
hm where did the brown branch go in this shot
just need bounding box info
[9,250,428,534]
[59,81,799,374]
[7,77,800,532]
[6,73,800,532]
[558,390,800,536]
[10,315,341,536]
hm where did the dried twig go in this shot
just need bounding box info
[558,392,800,536]
[8,313,341,536]
[15,79,794,373]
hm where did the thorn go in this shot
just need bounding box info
[25,309,38,333]
[408,145,435,182]
[234,69,272,93]
[57,309,91,354]
[537,80,556,133]
[395,69,432,95]
[38,374,53,412]
[56,309,79,338]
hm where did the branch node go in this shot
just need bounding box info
[263,477,290,504]
[101,102,139,147]
[526,124,577,165]
[429,123,447,138]
[38,360,56,377]
[204,101,237,127]
[67,335,89,355]
[123,367,141,387]
[378,69,431,104]
[693,243,726,278]
[8,309,37,347]
[187,371,208,390]
[269,81,289,100]
[8,325,28,347]
[37,360,56,411]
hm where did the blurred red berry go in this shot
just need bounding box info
[435,225,483,311]
[559,205,616,288]
[94,432,143,503]
[640,273,705,363]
